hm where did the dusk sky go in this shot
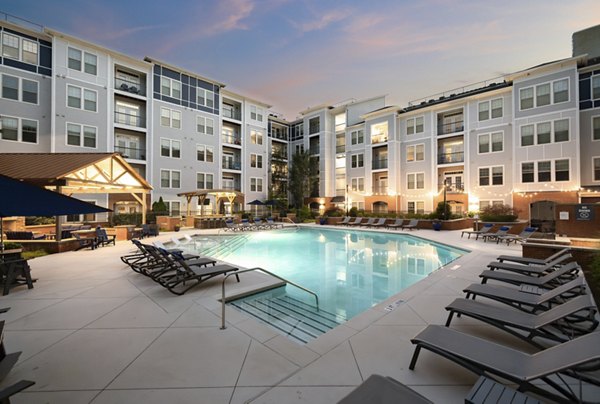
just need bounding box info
[2,0,599,118]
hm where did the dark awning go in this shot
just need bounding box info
[331,196,345,203]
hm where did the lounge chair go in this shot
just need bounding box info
[253,217,266,229]
[360,218,376,227]
[480,226,512,243]
[410,325,600,403]
[445,294,598,347]
[347,217,363,226]
[401,219,419,230]
[386,218,403,230]
[368,218,387,228]
[338,374,433,404]
[479,261,580,288]
[153,240,199,260]
[496,248,571,265]
[0,380,35,403]
[487,253,572,276]
[496,227,538,245]
[95,228,116,247]
[239,219,253,231]
[461,223,493,239]
[266,217,283,229]
[463,277,587,313]
[337,216,351,226]
[224,219,241,232]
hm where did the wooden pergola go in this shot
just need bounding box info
[178,189,244,216]
[0,153,152,240]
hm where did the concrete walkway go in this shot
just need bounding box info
[0,226,595,403]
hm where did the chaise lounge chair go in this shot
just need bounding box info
[463,277,587,313]
[386,218,404,230]
[347,217,363,226]
[224,219,241,232]
[480,226,512,243]
[487,253,572,276]
[496,248,571,265]
[496,227,538,245]
[401,219,419,230]
[367,218,387,228]
[360,218,376,227]
[479,261,581,288]
[266,217,283,229]
[445,294,598,348]
[337,216,351,226]
[461,223,493,239]
[410,325,600,403]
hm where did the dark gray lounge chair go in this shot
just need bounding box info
[401,219,419,230]
[496,248,571,265]
[360,218,376,227]
[479,261,581,288]
[410,325,600,403]
[337,216,351,226]
[497,227,538,245]
[367,218,387,228]
[445,294,598,347]
[480,225,511,242]
[386,218,403,230]
[461,223,493,239]
[463,277,587,313]
[347,217,363,226]
[487,253,572,276]
[337,374,433,404]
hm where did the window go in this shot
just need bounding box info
[479,168,490,186]
[536,83,550,107]
[536,122,551,144]
[1,74,18,100]
[594,157,600,181]
[538,161,551,182]
[250,177,263,192]
[66,123,96,148]
[0,117,18,141]
[351,154,364,168]
[161,77,181,98]
[196,173,214,189]
[555,159,569,181]
[198,89,215,108]
[22,79,38,104]
[2,33,19,59]
[478,102,489,121]
[371,122,388,143]
[491,98,503,118]
[68,47,81,70]
[521,125,534,146]
[160,139,181,158]
[520,87,534,110]
[251,130,263,145]
[67,86,96,112]
[249,105,263,122]
[594,116,600,141]
[309,117,320,134]
[196,116,214,135]
[479,200,503,211]
[68,47,96,75]
[160,108,181,128]
[407,173,424,189]
[407,144,424,161]
[406,116,424,134]
[351,130,364,145]
[250,154,263,168]
[196,145,214,162]
[553,79,568,103]
[164,201,181,215]
[407,201,424,214]
[478,132,503,153]
[0,116,37,143]
[21,119,37,143]
[160,170,181,188]
[351,177,364,192]
[554,119,569,142]
[84,53,97,75]
[22,39,38,64]
[593,76,600,100]
[521,162,534,183]
[67,85,81,108]
[84,90,97,111]
[492,166,503,185]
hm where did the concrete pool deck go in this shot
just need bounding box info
[0,225,597,403]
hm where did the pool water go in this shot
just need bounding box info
[192,227,467,320]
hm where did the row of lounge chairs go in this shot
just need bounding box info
[409,248,600,403]
[336,217,419,230]
[224,218,282,232]
[461,224,539,244]
[120,239,239,295]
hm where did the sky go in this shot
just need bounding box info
[2,0,599,119]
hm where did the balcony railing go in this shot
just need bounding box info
[222,160,241,170]
[115,145,145,160]
[115,111,145,128]
[309,146,320,155]
[335,188,345,196]
[269,132,288,141]
[115,77,145,96]
[437,121,464,135]
[222,185,241,191]
[371,135,388,144]
[372,186,388,194]
[438,183,465,193]
[272,171,288,180]
[336,145,345,153]
[222,106,241,120]
[372,158,388,170]
[438,152,464,164]
[271,151,288,160]
[222,134,241,145]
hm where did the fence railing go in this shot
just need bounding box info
[222,134,241,145]
[372,158,388,170]
[114,145,146,160]
[115,77,145,96]
[437,121,464,135]
[115,111,145,128]
[437,152,464,164]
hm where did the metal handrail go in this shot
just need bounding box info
[221,266,319,330]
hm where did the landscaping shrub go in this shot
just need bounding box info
[348,207,358,217]
[22,250,49,260]
[479,204,519,222]
[1,242,22,250]
[25,216,55,226]
[324,208,344,217]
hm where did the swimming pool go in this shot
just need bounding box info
[191,227,467,320]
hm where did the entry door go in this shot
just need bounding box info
[444,173,462,191]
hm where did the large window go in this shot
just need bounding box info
[0,116,37,143]
[160,108,181,128]
[2,33,19,59]
[161,77,181,99]
[196,173,214,189]
[371,122,388,143]
[309,117,320,134]
[594,116,600,141]
[594,157,600,181]
[22,79,38,103]
[68,47,97,75]
[250,153,263,168]
[351,129,364,145]
[407,173,424,190]
[479,166,503,186]
[198,88,215,109]
[407,201,424,214]
[67,85,97,112]
[250,177,263,192]
[407,116,424,135]
[536,122,551,144]
[160,169,181,188]
[519,87,534,110]
[521,162,534,183]
[537,161,551,182]
[66,123,96,148]
[251,130,263,145]
[196,116,214,135]
[593,76,600,100]
[555,159,569,181]
[2,33,38,64]
[160,138,181,158]
[478,132,503,153]
[196,145,214,162]
[521,119,569,146]
[519,78,569,110]
[1,74,18,100]
[351,177,364,192]
[407,144,424,162]
[351,154,364,168]
[478,98,503,121]
[250,105,263,122]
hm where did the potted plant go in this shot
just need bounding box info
[432,219,442,231]
[319,216,328,225]
[174,225,181,232]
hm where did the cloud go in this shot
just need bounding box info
[292,7,353,33]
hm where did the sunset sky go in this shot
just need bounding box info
[3,0,599,118]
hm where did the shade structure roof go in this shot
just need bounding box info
[177,189,244,199]
[0,153,152,193]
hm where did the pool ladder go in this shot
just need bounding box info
[220,267,319,330]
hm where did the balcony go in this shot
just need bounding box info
[222,159,241,170]
[437,120,464,135]
[372,158,388,170]
[271,151,288,160]
[115,111,145,128]
[309,145,320,155]
[272,171,288,180]
[437,151,464,164]
[372,186,388,194]
[222,104,241,121]
[115,77,145,96]
[336,145,345,153]
[115,145,145,160]
[222,134,241,146]
[438,183,464,193]
[371,135,388,144]
[222,184,241,191]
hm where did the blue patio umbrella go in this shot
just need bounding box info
[0,174,112,248]
[247,199,264,216]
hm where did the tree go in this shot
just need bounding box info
[289,151,317,208]
[152,196,168,213]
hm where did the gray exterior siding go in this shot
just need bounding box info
[579,108,600,185]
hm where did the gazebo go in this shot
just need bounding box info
[178,189,244,217]
[0,153,152,241]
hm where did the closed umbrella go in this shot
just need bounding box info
[0,174,112,250]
